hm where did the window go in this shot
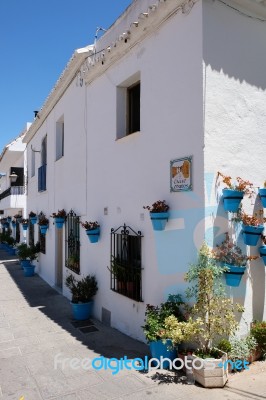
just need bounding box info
[116,72,141,139]
[56,119,64,160]
[38,135,47,192]
[65,210,80,274]
[110,224,142,301]
[127,82,140,135]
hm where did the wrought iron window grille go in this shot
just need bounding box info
[65,209,80,274]
[38,212,46,254]
[110,223,143,302]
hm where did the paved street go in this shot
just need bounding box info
[0,250,265,400]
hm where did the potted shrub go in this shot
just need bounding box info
[142,294,185,368]
[212,233,258,286]
[80,221,100,243]
[238,210,266,246]
[5,236,17,255]
[38,215,49,235]
[17,242,40,276]
[143,200,169,231]
[21,218,29,231]
[217,172,254,213]
[29,211,37,225]
[184,243,244,387]
[51,209,66,229]
[65,273,98,320]
[250,321,266,360]
[229,335,258,369]
[259,181,266,208]
[259,235,266,265]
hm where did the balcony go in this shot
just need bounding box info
[0,186,26,210]
[38,164,47,192]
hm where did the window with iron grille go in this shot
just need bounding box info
[110,224,142,301]
[65,210,80,274]
[29,220,34,247]
[15,221,20,243]
[38,212,46,254]
[127,82,140,135]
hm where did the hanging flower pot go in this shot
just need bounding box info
[30,216,37,225]
[143,200,169,231]
[222,189,244,213]
[242,224,264,246]
[54,217,65,229]
[86,227,100,243]
[224,264,246,287]
[259,188,266,208]
[80,221,100,243]
[7,217,11,223]
[40,225,48,235]
[150,212,169,231]
[259,245,266,265]
[22,224,28,231]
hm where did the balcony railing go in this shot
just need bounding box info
[38,164,47,192]
[0,186,25,201]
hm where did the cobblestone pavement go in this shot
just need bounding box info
[0,250,265,400]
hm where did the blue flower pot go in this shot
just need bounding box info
[21,259,31,268]
[22,224,28,231]
[242,224,264,246]
[30,217,37,225]
[259,245,266,265]
[71,301,94,320]
[222,189,244,213]
[8,247,16,256]
[40,225,48,235]
[86,228,100,243]
[150,212,169,231]
[23,264,35,277]
[259,188,266,208]
[224,264,246,287]
[55,217,65,229]
[7,217,11,223]
[149,340,177,369]
[4,222,9,228]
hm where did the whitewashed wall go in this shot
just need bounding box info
[203,0,266,335]
[26,0,204,341]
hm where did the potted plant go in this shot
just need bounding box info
[238,210,266,246]
[17,242,40,276]
[51,209,66,229]
[184,243,244,387]
[142,294,185,368]
[5,236,17,255]
[259,181,266,208]
[259,235,266,265]
[250,321,266,360]
[80,221,100,243]
[143,200,169,231]
[65,273,98,320]
[217,172,254,213]
[212,233,258,286]
[38,215,49,235]
[7,216,12,223]
[29,211,37,225]
[21,218,29,231]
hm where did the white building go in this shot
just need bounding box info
[0,126,29,241]
[22,0,266,341]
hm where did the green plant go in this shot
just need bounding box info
[66,254,80,273]
[250,321,266,358]
[212,233,258,266]
[21,219,29,225]
[164,315,202,346]
[65,274,98,303]
[142,294,185,343]
[5,236,16,247]
[51,209,66,218]
[185,243,244,353]
[229,335,257,362]
[17,242,39,261]
[143,200,169,213]
[29,211,36,218]
[80,221,99,230]
[217,338,232,354]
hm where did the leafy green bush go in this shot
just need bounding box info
[229,335,257,362]
[65,274,98,303]
[251,321,266,358]
[217,338,232,354]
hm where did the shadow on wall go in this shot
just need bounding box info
[203,0,266,91]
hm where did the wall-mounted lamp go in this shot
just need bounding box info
[9,172,18,183]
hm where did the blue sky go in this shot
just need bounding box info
[0,0,132,151]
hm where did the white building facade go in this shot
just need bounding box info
[22,0,266,341]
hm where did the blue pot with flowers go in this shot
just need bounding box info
[51,209,66,229]
[218,172,253,213]
[38,215,49,235]
[81,221,100,243]
[143,200,169,231]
